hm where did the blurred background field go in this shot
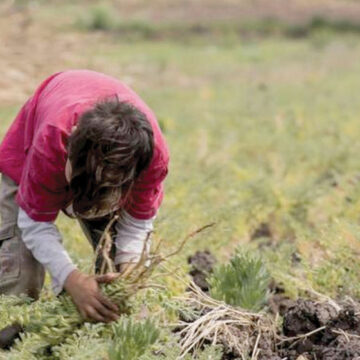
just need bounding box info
[2,0,360,300]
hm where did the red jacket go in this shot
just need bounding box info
[0,70,169,221]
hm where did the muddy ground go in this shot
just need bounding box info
[263,298,360,360]
[188,251,360,360]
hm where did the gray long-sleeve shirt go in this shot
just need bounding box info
[18,208,154,295]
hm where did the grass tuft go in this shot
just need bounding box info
[208,250,270,311]
[109,318,159,360]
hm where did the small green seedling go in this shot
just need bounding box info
[109,318,159,360]
[208,250,270,311]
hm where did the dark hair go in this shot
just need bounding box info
[67,98,154,218]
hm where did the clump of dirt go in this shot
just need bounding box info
[187,250,216,291]
[276,300,360,360]
[268,281,295,316]
[250,222,272,240]
[283,299,338,337]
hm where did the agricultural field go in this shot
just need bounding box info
[2,0,360,359]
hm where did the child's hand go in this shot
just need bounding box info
[64,269,120,323]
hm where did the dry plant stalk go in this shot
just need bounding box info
[93,217,215,286]
[91,214,119,275]
[175,281,277,360]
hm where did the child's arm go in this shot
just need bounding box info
[17,207,76,295]
[17,208,119,323]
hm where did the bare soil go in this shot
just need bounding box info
[250,222,273,240]
[187,250,217,291]
[277,299,360,360]
[245,299,360,360]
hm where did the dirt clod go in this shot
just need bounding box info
[251,223,272,240]
[268,281,295,315]
[283,299,338,337]
[279,300,360,359]
[188,250,216,291]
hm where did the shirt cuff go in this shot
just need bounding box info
[52,263,77,295]
[114,210,155,265]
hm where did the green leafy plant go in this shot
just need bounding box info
[0,220,164,358]
[109,318,159,360]
[208,250,270,311]
[0,279,135,360]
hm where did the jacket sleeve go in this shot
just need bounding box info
[124,157,168,220]
[16,125,70,222]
